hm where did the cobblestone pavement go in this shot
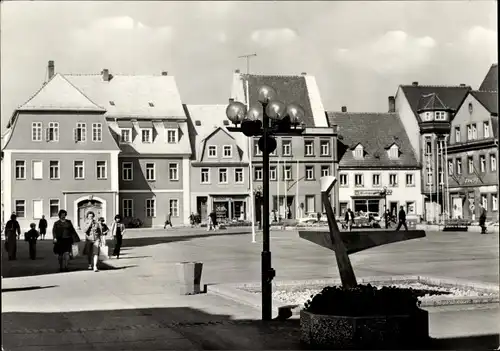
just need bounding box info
[2,229,499,350]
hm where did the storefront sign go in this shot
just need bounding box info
[463,178,480,185]
[354,189,393,196]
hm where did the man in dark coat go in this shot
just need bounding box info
[479,204,487,234]
[395,206,408,231]
[38,215,48,240]
[344,208,355,231]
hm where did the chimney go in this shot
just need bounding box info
[341,106,347,112]
[388,96,396,113]
[235,69,240,73]
[48,60,55,80]
[301,72,307,75]
[229,98,234,103]
[102,69,110,82]
[412,81,419,86]
[161,71,168,76]
[459,83,466,87]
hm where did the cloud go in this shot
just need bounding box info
[463,26,497,60]
[334,30,437,74]
[250,28,298,47]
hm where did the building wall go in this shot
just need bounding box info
[450,94,493,143]
[119,157,184,191]
[395,88,421,161]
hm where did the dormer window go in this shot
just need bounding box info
[208,145,217,157]
[389,144,399,159]
[353,145,363,159]
[109,101,115,106]
[223,145,232,158]
[435,111,446,121]
[424,112,432,121]
[166,129,177,144]
[141,128,152,143]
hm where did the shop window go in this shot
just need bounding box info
[406,202,416,215]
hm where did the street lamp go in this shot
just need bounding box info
[226,85,305,321]
[380,186,388,229]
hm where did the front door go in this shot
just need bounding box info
[77,200,103,228]
[389,202,398,217]
[452,197,463,219]
[197,197,208,221]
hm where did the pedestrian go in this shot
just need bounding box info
[4,214,21,260]
[189,213,195,228]
[209,211,218,231]
[344,208,355,231]
[82,211,104,272]
[38,215,48,240]
[479,204,487,234]
[164,211,173,229]
[99,217,109,235]
[395,206,408,231]
[385,209,392,228]
[317,212,321,224]
[52,210,80,272]
[110,214,126,259]
[25,223,39,260]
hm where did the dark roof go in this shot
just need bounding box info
[492,116,498,139]
[326,112,419,168]
[471,90,498,115]
[478,64,498,92]
[400,85,471,122]
[417,93,449,112]
[243,74,314,127]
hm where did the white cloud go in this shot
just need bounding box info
[250,28,298,47]
[463,26,497,60]
[334,30,437,74]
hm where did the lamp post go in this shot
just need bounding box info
[380,186,388,229]
[226,85,305,321]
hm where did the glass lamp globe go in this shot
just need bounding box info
[246,104,263,121]
[257,85,277,104]
[225,101,247,124]
[266,100,287,120]
[286,104,305,124]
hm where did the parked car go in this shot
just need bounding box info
[298,213,328,224]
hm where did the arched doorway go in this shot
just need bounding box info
[77,199,103,228]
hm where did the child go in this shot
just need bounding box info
[25,223,39,260]
[99,217,109,236]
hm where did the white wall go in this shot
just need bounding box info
[395,87,422,162]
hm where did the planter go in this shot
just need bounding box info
[175,261,203,295]
[300,309,429,350]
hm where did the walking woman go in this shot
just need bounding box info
[110,214,126,259]
[5,214,21,260]
[82,211,104,272]
[52,210,79,272]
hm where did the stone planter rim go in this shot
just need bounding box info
[301,308,422,319]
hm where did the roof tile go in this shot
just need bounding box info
[478,64,498,92]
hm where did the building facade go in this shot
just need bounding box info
[328,108,422,219]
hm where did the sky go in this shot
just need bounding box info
[0,1,497,130]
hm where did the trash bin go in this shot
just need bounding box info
[175,261,203,295]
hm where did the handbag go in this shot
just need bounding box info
[71,243,79,257]
[98,239,109,261]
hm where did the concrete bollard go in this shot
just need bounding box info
[175,261,203,295]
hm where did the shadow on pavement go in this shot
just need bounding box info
[2,285,58,293]
[2,307,498,350]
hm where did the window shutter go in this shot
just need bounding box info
[73,128,77,142]
[45,128,50,142]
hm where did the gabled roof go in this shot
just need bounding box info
[327,112,419,168]
[478,64,498,92]
[417,92,449,112]
[64,74,186,119]
[470,90,498,115]
[399,84,471,122]
[17,74,104,112]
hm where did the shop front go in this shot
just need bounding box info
[449,185,498,221]
[350,189,393,216]
[211,195,248,223]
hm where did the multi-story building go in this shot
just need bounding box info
[327,102,422,219]
[184,104,251,223]
[446,65,498,221]
[229,71,338,219]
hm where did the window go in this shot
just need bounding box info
[123,199,133,217]
[74,123,86,142]
[120,128,132,143]
[284,166,292,180]
[455,127,461,143]
[32,122,42,141]
[33,200,43,219]
[32,160,43,180]
[467,125,472,140]
[467,156,474,174]
[481,194,488,210]
[74,161,84,179]
[389,145,398,158]
[92,123,102,142]
[282,140,292,156]
[426,170,433,185]
[223,145,232,158]
[389,174,398,186]
[146,163,156,181]
[141,128,152,143]
[321,166,330,177]
[15,200,25,218]
[169,199,179,217]
[491,154,497,172]
[456,159,462,175]
[472,124,477,139]
[448,159,454,175]
[424,112,432,121]
[372,174,381,186]
[200,168,210,184]
[405,173,414,186]
[479,155,486,172]
[493,194,498,211]
[339,174,348,186]
[305,166,314,180]
[304,140,314,156]
[320,140,330,156]
[425,141,432,155]
[146,198,156,217]
[208,145,217,157]
[122,162,133,181]
[254,167,263,181]
[354,174,363,187]
[96,161,107,179]
[484,122,490,138]
[49,199,60,218]
[15,160,26,180]
[305,195,315,214]
[435,111,446,120]
[47,122,59,142]
[49,160,60,180]
[354,145,364,158]
[269,166,277,181]
[235,168,244,183]
[254,140,262,156]
[406,201,416,215]
[169,163,179,181]
[166,129,177,144]
[219,168,228,183]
